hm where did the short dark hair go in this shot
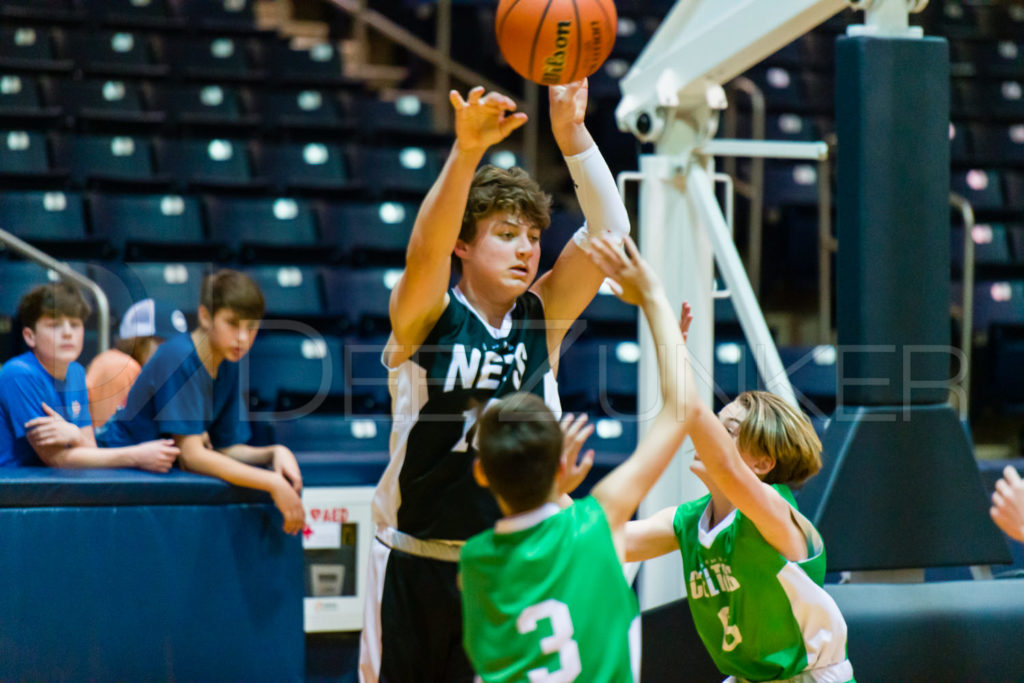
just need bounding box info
[200,269,265,321]
[18,281,92,331]
[476,393,562,514]
[455,165,552,274]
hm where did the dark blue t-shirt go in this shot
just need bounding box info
[0,351,92,467]
[97,333,250,449]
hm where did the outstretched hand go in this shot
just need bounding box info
[588,235,660,306]
[557,412,595,497]
[450,86,528,153]
[992,465,1024,543]
[549,78,588,130]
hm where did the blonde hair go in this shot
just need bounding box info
[734,391,822,486]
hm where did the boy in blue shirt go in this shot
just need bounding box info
[0,281,179,471]
[98,269,305,535]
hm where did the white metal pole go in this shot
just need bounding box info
[636,153,715,610]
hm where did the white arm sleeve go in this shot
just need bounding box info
[563,144,630,251]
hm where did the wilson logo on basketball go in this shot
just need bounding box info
[541,21,572,84]
[496,0,617,85]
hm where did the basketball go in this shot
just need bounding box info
[495,0,617,85]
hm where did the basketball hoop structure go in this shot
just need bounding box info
[615,0,929,609]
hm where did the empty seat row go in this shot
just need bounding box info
[2,0,262,33]
[0,133,450,196]
[0,26,347,84]
[0,191,424,264]
[0,74,439,139]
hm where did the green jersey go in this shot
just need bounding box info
[674,485,853,682]
[460,496,640,683]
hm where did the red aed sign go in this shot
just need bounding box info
[309,507,349,524]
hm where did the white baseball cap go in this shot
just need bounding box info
[118,298,189,340]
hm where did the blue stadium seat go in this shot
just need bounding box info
[0,190,86,244]
[0,26,71,72]
[949,121,972,163]
[1001,171,1024,210]
[243,266,324,318]
[986,325,1024,407]
[154,138,257,191]
[950,169,1004,211]
[951,223,1014,269]
[558,337,640,414]
[125,262,207,313]
[88,193,209,261]
[0,130,57,181]
[260,88,350,132]
[244,331,345,411]
[1009,224,1024,263]
[0,0,80,22]
[264,39,348,86]
[743,66,807,110]
[764,161,821,207]
[165,36,258,81]
[0,75,61,127]
[358,94,437,139]
[970,123,1024,164]
[80,0,177,29]
[586,418,637,456]
[176,0,258,33]
[355,145,444,197]
[974,40,1024,77]
[713,339,760,406]
[342,333,391,413]
[205,196,318,262]
[63,30,167,78]
[47,78,163,127]
[85,262,146,321]
[0,261,90,319]
[764,38,804,68]
[318,200,415,266]
[54,134,161,188]
[972,280,1024,332]
[539,210,582,273]
[254,141,352,194]
[776,344,837,413]
[151,83,258,131]
[274,415,391,453]
[322,267,398,334]
[766,113,817,142]
[580,289,637,333]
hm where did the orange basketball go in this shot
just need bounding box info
[495,0,617,86]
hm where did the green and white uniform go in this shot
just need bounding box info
[674,485,854,683]
[461,497,641,683]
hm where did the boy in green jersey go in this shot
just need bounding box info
[459,235,691,683]
[588,241,855,681]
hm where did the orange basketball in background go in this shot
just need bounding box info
[496,0,617,85]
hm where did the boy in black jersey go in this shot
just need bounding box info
[358,80,631,683]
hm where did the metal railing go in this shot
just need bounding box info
[0,228,110,353]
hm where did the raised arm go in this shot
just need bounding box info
[532,80,629,354]
[389,87,527,364]
[587,237,688,540]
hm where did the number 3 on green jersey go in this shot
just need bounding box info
[517,599,581,682]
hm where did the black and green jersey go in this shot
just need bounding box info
[461,497,640,682]
[674,485,853,682]
[372,287,560,541]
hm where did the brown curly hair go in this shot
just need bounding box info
[455,165,552,272]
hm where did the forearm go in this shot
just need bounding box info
[563,144,629,246]
[181,446,280,493]
[40,445,135,469]
[220,443,274,465]
[639,286,688,418]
